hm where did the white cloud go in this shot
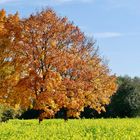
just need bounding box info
[94,32,123,38]
[0,0,18,4]
[51,0,94,4]
[0,0,94,6]
[85,32,140,39]
[80,0,93,3]
[53,0,73,3]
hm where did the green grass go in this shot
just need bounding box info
[0,118,140,140]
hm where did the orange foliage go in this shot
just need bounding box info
[0,9,117,120]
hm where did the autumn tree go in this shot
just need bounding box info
[0,9,22,105]
[0,9,117,121]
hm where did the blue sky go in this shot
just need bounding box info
[0,0,140,77]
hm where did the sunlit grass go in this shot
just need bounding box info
[0,118,140,140]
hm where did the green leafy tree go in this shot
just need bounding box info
[107,76,140,117]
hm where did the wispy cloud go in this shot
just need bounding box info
[0,0,18,4]
[49,0,94,4]
[52,0,73,3]
[93,32,140,39]
[0,0,94,6]
[94,32,123,39]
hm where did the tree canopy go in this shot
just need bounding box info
[0,9,117,120]
[107,76,140,117]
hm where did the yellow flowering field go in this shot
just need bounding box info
[0,119,140,140]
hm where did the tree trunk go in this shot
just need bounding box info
[63,107,68,121]
[38,109,45,124]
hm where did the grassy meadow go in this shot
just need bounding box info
[0,119,140,140]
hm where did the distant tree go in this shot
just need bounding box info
[0,9,117,121]
[107,76,140,117]
[127,77,140,117]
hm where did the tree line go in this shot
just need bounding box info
[20,76,140,119]
[1,75,140,121]
[80,76,140,118]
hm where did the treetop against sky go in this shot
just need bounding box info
[0,0,140,77]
